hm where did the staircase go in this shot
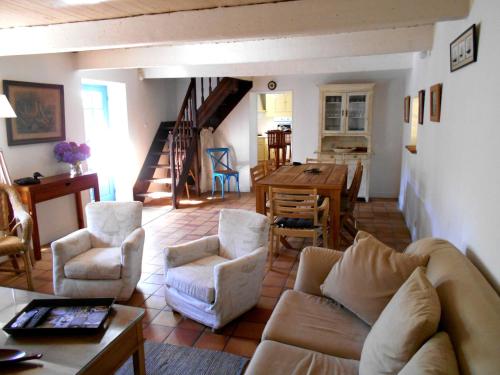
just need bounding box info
[133,77,252,208]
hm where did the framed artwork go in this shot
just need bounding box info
[2,80,66,146]
[404,96,410,123]
[430,84,443,122]
[450,24,477,72]
[418,90,425,125]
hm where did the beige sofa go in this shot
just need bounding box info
[245,238,500,374]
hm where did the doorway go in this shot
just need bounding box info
[81,84,116,201]
[256,92,293,167]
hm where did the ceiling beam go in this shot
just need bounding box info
[75,26,433,70]
[139,53,414,79]
[0,0,468,57]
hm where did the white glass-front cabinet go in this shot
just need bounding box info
[321,85,373,134]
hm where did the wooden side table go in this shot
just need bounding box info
[14,172,100,260]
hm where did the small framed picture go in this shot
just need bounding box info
[450,24,477,72]
[404,96,410,123]
[418,90,425,125]
[430,84,442,122]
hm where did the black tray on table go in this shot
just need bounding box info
[3,298,114,336]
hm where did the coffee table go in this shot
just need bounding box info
[0,287,145,374]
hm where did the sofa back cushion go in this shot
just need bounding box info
[321,231,428,325]
[86,201,142,248]
[399,331,459,375]
[405,238,500,375]
[359,267,440,374]
[218,209,269,259]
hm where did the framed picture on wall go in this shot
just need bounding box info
[430,84,443,122]
[450,24,478,72]
[404,96,410,123]
[418,90,425,125]
[2,80,66,146]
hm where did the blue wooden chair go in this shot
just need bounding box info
[206,148,240,199]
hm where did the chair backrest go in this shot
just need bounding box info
[269,187,319,226]
[0,183,32,245]
[284,130,292,145]
[263,159,277,174]
[305,158,321,164]
[250,164,266,192]
[206,148,231,172]
[266,130,285,148]
[86,201,142,248]
[218,209,270,259]
[347,161,363,205]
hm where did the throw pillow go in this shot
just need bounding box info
[399,331,459,375]
[359,267,441,375]
[320,230,428,325]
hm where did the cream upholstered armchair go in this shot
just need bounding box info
[51,201,144,302]
[164,209,269,329]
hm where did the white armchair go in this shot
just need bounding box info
[51,201,145,302]
[164,209,269,329]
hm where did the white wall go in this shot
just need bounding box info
[399,0,500,291]
[214,71,406,196]
[0,53,174,245]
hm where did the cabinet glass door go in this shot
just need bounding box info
[324,95,343,132]
[347,94,368,132]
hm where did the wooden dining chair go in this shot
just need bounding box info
[268,187,329,269]
[340,160,363,242]
[267,130,287,169]
[250,164,267,192]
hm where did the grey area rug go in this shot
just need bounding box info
[117,341,248,375]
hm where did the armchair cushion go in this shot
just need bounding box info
[166,255,228,303]
[64,247,121,280]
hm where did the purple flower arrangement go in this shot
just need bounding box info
[54,142,91,164]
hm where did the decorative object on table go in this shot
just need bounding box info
[54,141,90,177]
[3,297,113,336]
[404,96,411,123]
[429,84,443,122]
[2,80,65,146]
[0,183,34,290]
[267,80,277,90]
[304,167,321,174]
[0,349,42,364]
[164,209,269,329]
[450,24,477,72]
[14,172,44,186]
[418,90,425,125]
[51,201,144,302]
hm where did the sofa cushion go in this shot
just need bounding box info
[165,255,228,303]
[64,247,122,280]
[399,331,459,375]
[359,267,441,375]
[262,290,370,360]
[321,230,428,325]
[245,340,359,375]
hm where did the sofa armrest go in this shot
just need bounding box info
[213,247,267,322]
[51,229,92,277]
[294,246,343,296]
[121,227,145,279]
[164,235,219,271]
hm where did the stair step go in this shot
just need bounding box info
[145,178,172,184]
[148,164,170,169]
[136,192,173,199]
[152,151,170,155]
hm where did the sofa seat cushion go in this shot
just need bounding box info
[262,290,370,360]
[246,340,359,375]
[64,247,122,280]
[166,255,228,303]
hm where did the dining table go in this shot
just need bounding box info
[255,163,348,249]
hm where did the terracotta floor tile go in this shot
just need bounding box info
[224,337,259,358]
[194,332,228,351]
[143,308,161,324]
[142,295,167,309]
[143,274,164,285]
[151,310,183,327]
[261,286,282,298]
[240,308,273,324]
[164,327,202,347]
[143,324,174,343]
[177,318,205,332]
[257,296,278,310]
[233,321,266,340]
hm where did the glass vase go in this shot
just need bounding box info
[70,161,83,177]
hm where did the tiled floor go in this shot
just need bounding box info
[0,193,411,359]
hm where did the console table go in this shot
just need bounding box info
[14,172,100,260]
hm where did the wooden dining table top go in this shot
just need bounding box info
[256,163,348,189]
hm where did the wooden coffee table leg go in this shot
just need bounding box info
[133,324,146,375]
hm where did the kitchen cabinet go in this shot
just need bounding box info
[265,93,292,117]
[257,137,269,161]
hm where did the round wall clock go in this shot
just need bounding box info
[267,80,277,90]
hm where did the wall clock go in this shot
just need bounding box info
[267,80,277,90]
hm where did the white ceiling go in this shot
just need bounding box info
[0,0,286,29]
